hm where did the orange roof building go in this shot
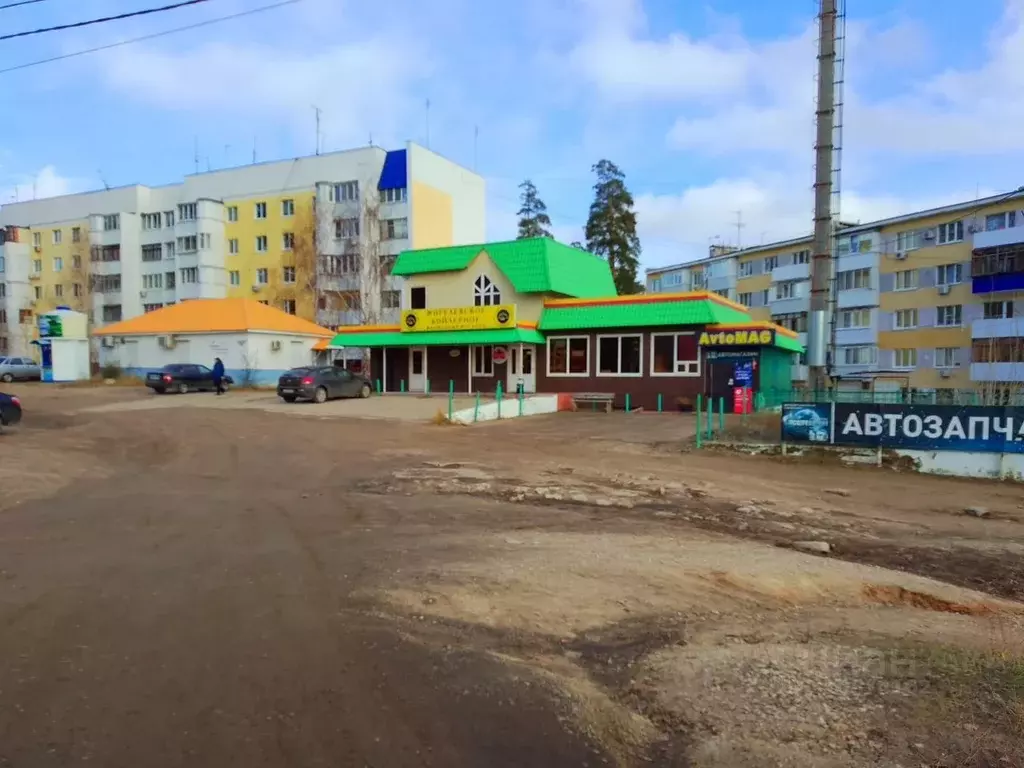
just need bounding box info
[93,298,333,338]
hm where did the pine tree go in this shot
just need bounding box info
[570,241,585,250]
[516,180,553,240]
[584,160,642,294]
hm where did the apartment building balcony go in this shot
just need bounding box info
[768,296,808,316]
[317,309,362,327]
[318,274,360,292]
[971,362,1024,382]
[177,283,202,301]
[771,262,810,282]
[971,318,1024,339]
[835,326,875,346]
[836,287,878,309]
[972,226,1024,251]
[706,273,734,293]
[791,363,809,381]
[835,251,877,273]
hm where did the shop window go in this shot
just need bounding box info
[547,336,589,376]
[473,345,494,376]
[597,334,642,376]
[410,286,426,309]
[651,333,700,376]
[473,275,501,306]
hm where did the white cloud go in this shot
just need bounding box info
[0,166,87,206]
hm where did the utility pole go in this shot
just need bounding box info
[808,0,838,391]
[312,105,322,155]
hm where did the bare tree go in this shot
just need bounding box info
[68,224,97,366]
[290,197,322,322]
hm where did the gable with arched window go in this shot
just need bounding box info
[473,275,501,306]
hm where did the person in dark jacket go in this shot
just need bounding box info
[212,357,226,395]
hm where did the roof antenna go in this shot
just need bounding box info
[97,170,110,190]
[193,136,199,174]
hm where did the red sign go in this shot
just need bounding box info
[492,346,508,364]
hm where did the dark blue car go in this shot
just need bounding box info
[0,392,22,431]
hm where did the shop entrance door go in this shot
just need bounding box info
[508,344,536,394]
[409,347,426,392]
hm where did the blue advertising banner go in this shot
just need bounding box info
[782,402,1024,454]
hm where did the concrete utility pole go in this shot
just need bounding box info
[808,0,838,391]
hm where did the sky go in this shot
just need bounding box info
[1,0,1022,270]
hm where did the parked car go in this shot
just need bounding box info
[277,366,372,403]
[0,356,41,383]
[145,364,234,394]
[0,392,22,431]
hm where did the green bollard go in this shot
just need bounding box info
[657,393,663,413]
[425,379,430,396]
[496,381,503,419]
[448,380,454,421]
[706,395,713,440]
[696,394,703,449]
[375,378,381,393]
[518,387,524,416]
[718,397,725,432]
[625,393,631,412]
[400,379,406,393]
[473,391,480,423]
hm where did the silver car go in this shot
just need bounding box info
[0,356,41,383]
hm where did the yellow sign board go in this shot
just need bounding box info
[699,329,774,346]
[401,304,516,333]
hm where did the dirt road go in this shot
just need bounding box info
[1,385,1021,767]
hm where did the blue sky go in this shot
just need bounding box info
[1,0,1022,269]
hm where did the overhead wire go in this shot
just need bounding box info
[0,0,212,41]
[0,0,301,75]
[0,0,50,10]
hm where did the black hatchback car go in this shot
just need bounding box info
[146,364,234,394]
[0,392,22,431]
[277,366,372,403]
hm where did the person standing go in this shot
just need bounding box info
[212,357,226,395]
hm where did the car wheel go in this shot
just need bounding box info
[177,382,189,395]
[282,395,297,403]
[153,387,166,395]
[313,386,328,404]
[360,383,371,399]
[0,373,12,383]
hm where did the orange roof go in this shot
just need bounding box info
[92,299,334,337]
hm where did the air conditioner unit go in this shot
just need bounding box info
[102,336,115,348]
[938,284,951,295]
[270,340,282,351]
[251,285,261,293]
[939,370,952,379]
[33,245,41,253]
[158,334,177,349]
[895,251,908,260]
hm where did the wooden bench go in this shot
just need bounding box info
[570,392,615,413]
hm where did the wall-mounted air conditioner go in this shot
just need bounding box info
[939,370,952,379]
[158,335,177,349]
[102,336,115,348]
[895,252,907,260]
[251,285,261,292]
[270,340,282,351]
[938,284,951,295]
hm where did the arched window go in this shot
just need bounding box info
[474,275,501,306]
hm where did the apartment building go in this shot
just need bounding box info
[645,190,1024,395]
[0,143,485,357]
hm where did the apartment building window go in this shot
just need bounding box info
[0,282,4,296]
[227,206,238,222]
[51,229,62,245]
[340,291,362,312]
[278,299,295,315]
[380,290,400,309]
[837,268,870,290]
[229,270,240,286]
[103,215,119,231]
[254,202,267,219]
[281,199,295,216]
[19,309,32,323]
[34,286,42,300]
[794,249,810,264]
[73,283,82,298]
[894,348,917,368]
[71,254,81,270]
[71,227,81,243]
[972,338,1024,363]
[199,233,211,249]
[177,235,197,253]
[255,235,268,252]
[774,313,808,333]
[380,187,407,204]
[32,231,41,247]
[256,268,268,285]
[937,304,962,327]
[179,267,199,284]
[983,300,1014,319]
[142,244,162,262]
[53,285,63,298]
[33,259,42,273]
[662,272,684,288]
[178,203,197,221]
[165,241,175,259]
[775,280,800,300]
[0,308,5,322]
[165,271,175,289]
[763,255,778,271]
[473,275,501,306]
[282,232,294,251]
[895,230,920,252]
[332,181,359,202]
[229,238,239,254]
[737,292,752,307]
[94,275,121,293]
[894,269,917,290]
[102,305,122,322]
[143,303,164,313]
[649,278,662,292]
[838,308,870,328]
[935,347,958,368]
[160,211,173,228]
[937,221,964,244]
[985,211,1017,231]
[282,266,296,284]
[936,263,963,285]
[760,289,770,305]
[335,217,360,239]
[141,213,162,230]
[52,256,63,272]
[142,273,164,290]
[842,346,877,365]
[738,261,754,278]
[380,217,409,240]
[895,308,918,329]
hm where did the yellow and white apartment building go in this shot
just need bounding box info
[0,143,485,357]
[646,190,1024,396]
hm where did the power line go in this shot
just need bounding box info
[0,0,301,75]
[0,0,49,9]
[0,0,212,42]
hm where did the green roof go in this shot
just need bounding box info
[328,327,546,348]
[392,239,616,298]
[539,297,751,331]
[775,334,804,352]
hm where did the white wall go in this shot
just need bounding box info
[406,143,486,245]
